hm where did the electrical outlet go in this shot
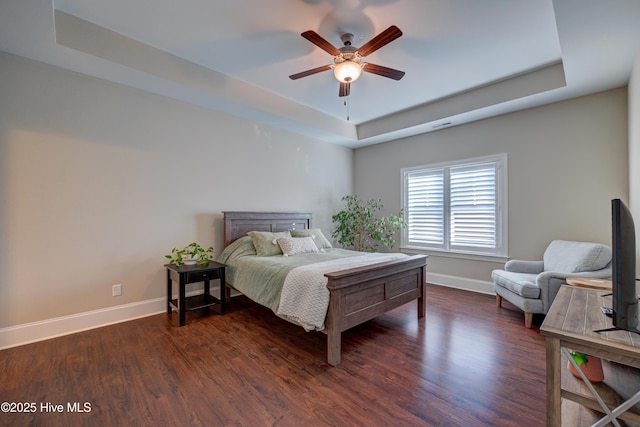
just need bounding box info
[112,284,122,297]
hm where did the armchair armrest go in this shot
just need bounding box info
[504,259,544,274]
[537,267,612,283]
[536,267,612,312]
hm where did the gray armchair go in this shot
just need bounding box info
[492,240,612,328]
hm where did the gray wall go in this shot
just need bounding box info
[354,88,629,286]
[0,51,353,327]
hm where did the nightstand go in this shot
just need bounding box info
[165,261,226,326]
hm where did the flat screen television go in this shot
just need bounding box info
[595,198,640,335]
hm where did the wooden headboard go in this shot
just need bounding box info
[223,211,312,247]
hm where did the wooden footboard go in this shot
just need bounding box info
[324,254,427,366]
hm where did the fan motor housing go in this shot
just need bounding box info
[335,46,360,64]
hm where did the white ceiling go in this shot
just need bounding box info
[1,0,640,148]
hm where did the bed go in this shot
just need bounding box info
[220,211,428,366]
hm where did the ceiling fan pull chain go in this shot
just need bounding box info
[345,96,350,121]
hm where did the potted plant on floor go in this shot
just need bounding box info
[568,351,604,383]
[165,242,214,266]
[331,195,406,252]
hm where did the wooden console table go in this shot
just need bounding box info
[540,286,640,426]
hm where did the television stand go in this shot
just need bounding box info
[541,286,640,426]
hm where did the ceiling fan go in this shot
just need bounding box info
[289,25,405,97]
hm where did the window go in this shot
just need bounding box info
[401,154,507,257]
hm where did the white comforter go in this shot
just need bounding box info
[276,252,407,331]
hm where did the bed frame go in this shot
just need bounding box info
[223,211,428,366]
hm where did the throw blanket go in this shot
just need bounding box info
[276,253,407,331]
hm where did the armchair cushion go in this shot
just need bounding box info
[543,240,612,273]
[492,271,541,299]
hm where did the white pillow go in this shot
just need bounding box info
[276,237,319,257]
[290,228,332,250]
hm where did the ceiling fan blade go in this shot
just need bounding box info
[339,82,351,97]
[363,63,405,80]
[289,65,332,80]
[356,25,403,57]
[301,31,341,56]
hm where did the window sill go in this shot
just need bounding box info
[400,247,509,264]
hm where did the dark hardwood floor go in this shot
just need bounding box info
[0,285,547,426]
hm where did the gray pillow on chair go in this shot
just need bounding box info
[543,240,612,273]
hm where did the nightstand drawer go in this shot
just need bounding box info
[186,270,220,283]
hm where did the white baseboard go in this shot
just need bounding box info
[426,272,495,295]
[0,297,166,350]
[0,285,233,350]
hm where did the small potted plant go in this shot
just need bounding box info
[568,351,604,383]
[165,242,214,266]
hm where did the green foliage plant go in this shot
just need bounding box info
[570,351,589,366]
[331,195,406,252]
[165,242,214,266]
[569,351,601,366]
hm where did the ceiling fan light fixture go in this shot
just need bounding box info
[291,26,404,95]
[334,60,362,83]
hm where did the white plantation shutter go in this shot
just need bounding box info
[449,164,496,250]
[402,154,506,256]
[406,169,445,248]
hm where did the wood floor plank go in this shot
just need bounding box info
[0,285,547,426]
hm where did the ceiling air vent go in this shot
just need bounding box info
[432,122,452,129]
